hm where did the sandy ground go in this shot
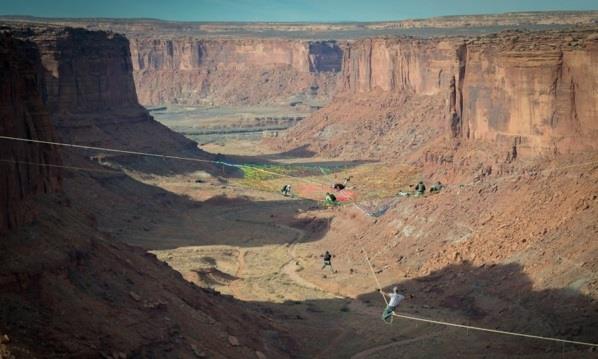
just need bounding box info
[109,139,597,358]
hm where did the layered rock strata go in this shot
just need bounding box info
[129,38,343,106]
[5,26,203,157]
[0,33,62,233]
[3,25,213,175]
[284,29,598,158]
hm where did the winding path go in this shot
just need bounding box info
[214,200,443,358]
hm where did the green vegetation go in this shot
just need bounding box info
[239,163,343,184]
[237,164,294,192]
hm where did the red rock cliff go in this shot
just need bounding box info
[335,30,598,155]
[29,28,140,114]
[129,38,342,106]
[0,33,62,233]
[341,38,460,95]
[6,26,210,174]
[457,32,598,155]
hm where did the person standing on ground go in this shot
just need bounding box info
[281,184,292,197]
[333,176,352,191]
[380,286,406,323]
[322,250,333,270]
[414,181,426,196]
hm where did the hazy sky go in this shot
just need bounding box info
[1,0,596,22]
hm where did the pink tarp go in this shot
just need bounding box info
[295,183,356,202]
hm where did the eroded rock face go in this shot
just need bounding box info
[341,38,461,95]
[29,27,140,114]
[129,38,341,106]
[458,32,598,155]
[0,33,62,233]
[6,26,210,174]
[295,29,598,157]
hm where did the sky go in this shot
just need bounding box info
[0,0,596,22]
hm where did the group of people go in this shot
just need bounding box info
[326,176,352,205]
[411,180,444,196]
[280,176,353,206]
[283,178,446,209]
[275,173,423,324]
[320,250,407,323]
[282,175,445,203]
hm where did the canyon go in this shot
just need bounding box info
[278,29,598,159]
[6,15,596,157]
[0,12,597,358]
[0,26,294,357]
[128,38,342,106]
[12,14,593,157]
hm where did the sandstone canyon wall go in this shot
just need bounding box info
[288,29,598,158]
[129,38,343,106]
[457,32,598,154]
[0,33,62,233]
[341,38,461,95]
[4,25,213,174]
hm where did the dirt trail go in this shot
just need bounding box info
[229,249,247,299]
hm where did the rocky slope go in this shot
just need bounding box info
[1,197,295,357]
[0,33,62,234]
[298,152,598,350]
[0,27,295,357]
[277,29,598,159]
[129,38,341,106]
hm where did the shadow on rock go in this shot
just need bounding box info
[358,261,598,346]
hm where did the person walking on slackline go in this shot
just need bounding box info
[380,286,406,323]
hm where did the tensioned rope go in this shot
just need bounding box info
[0,136,219,164]
[361,248,598,348]
[4,136,598,347]
[362,247,387,305]
[0,135,331,186]
[0,158,276,192]
[390,312,598,347]
[0,135,357,211]
[0,158,123,175]
[3,135,598,212]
